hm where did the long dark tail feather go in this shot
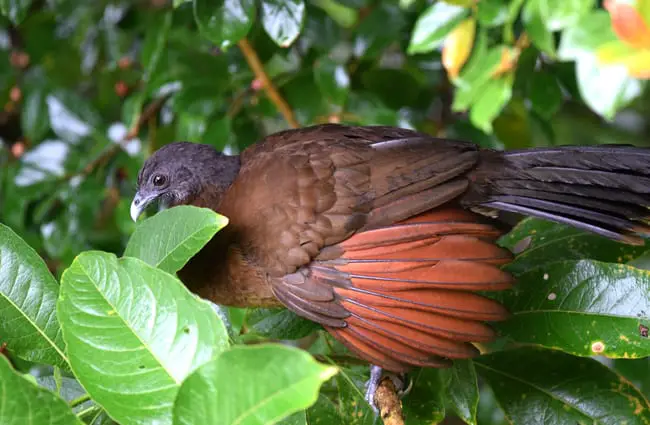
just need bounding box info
[466,146,650,245]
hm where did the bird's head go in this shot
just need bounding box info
[130,142,240,222]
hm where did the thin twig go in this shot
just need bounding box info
[237,38,299,128]
[375,378,405,425]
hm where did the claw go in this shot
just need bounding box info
[363,365,412,414]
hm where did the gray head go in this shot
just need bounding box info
[130,142,241,221]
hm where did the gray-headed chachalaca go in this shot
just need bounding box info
[131,124,650,407]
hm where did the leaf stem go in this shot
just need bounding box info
[237,38,300,128]
[75,405,100,420]
[69,393,91,408]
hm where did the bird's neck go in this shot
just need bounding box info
[192,154,242,210]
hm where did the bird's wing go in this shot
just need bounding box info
[220,124,511,371]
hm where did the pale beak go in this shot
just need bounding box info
[130,192,158,222]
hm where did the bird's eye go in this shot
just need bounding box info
[152,174,167,186]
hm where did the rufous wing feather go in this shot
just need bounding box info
[271,207,514,372]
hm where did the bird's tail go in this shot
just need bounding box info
[465,145,650,245]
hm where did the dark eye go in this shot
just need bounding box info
[152,174,167,187]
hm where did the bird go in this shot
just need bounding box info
[130,124,650,408]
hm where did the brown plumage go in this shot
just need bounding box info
[131,124,650,374]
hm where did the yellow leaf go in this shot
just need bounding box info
[442,18,476,80]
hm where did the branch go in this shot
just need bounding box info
[237,38,299,128]
[375,377,405,425]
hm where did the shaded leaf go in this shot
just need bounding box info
[407,2,469,54]
[476,347,650,424]
[245,308,322,340]
[173,344,338,425]
[21,85,50,142]
[193,0,256,49]
[261,0,306,47]
[141,10,173,83]
[477,0,508,27]
[402,368,447,424]
[0,0,31,24]
[124,205,228,274]
[0,357,82,425]
[314,56,350,106]
[497,260,650,358]
[445,360,479,425]
[499,218,647,275]
[58,252,230,425]
[0,223,67,368]
[528,71,563,118]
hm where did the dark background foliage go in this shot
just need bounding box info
[2,0,650,424]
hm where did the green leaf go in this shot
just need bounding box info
[245,308,322,340]
[141,11,173,83]
[469,73,514,133]
[0,0,31,24]
[57,252,230,425]
[497,260,650,358]
[477,0,508,27]
[528,72,563,118]
[445,360,479,425]
[314,57,350,106]
[193,0,256,49]
[402,368,447,423]
[558,10,617,60]
[0,357,82,425]
[451,36,503,111]
[476,347,650,424]
[260,0,306,48]
[523,0,556,56]
[21,85,50,142]
[536,0,595,31]
[202,117,232,150]
[499,218,647,275]
[124,205,228,274]
[280,394,348,424]
[0,223,67,368]
[575,54,643,120]
[407,2,469,54]
[173,344,338,425]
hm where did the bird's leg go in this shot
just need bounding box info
[364,365,412,413]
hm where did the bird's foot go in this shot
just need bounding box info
[364,365,412,414]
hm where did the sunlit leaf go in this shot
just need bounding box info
[469,73,514,133]
[173,344,338,425]
[0,223,67,368]
[407,2,469,54]
[193,0,256,49]
[261,0,306,48]
[58,252,230,425]
[442,18,476,80]
[125,205,228,274]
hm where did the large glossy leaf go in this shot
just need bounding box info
[261,0,306,47]
[173,344,338,425]
[476,347,650,424]
[499,218,647,275]
[0,357,82,425]
[496,260,650,358]
[124,205,229,274]
[57,252,229,425]
[0,223,67,368]
[193,0,256,49]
